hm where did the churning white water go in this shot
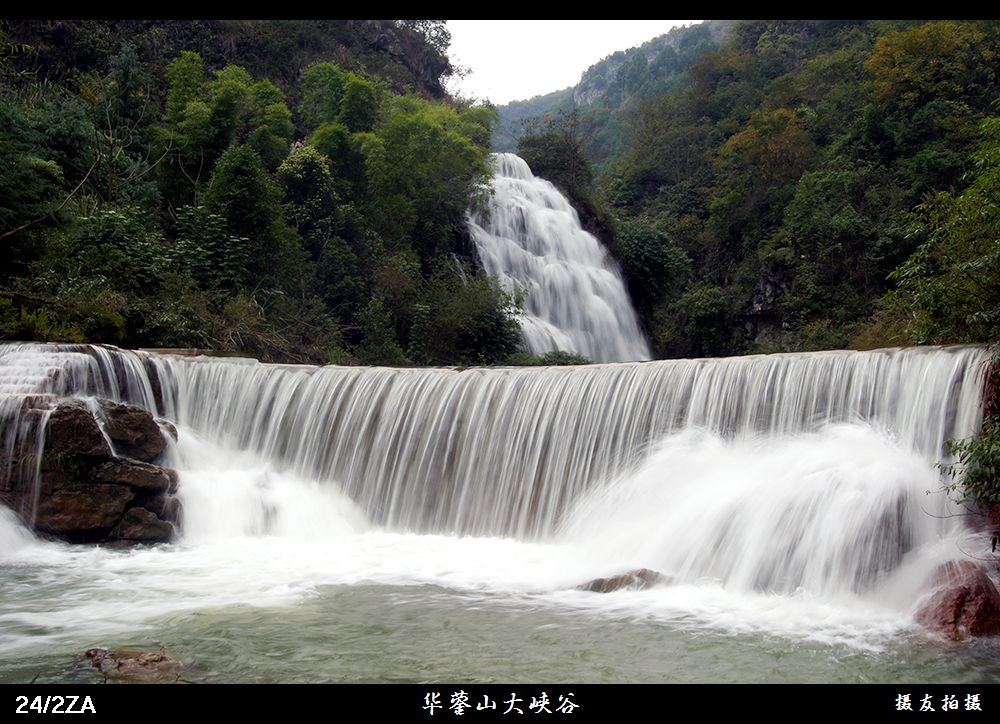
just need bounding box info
[0,343,996,682]
[468,153,651,362]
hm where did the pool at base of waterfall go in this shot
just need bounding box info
[2,528,999,684]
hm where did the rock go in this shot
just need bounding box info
[110,507,175,543]
[96,399,168,462]
[915,560,1000,640]
[157,418,178,442]
[142,493,182,524]
[1,394,182,544]
[43,400,111,460]
[83,647,185,683]
[34,484,134,535]
[93,459,178,494]
[577,568,672,593]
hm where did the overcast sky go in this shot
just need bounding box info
[445,20,701,106]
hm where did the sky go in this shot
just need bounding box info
[445,20,701,106]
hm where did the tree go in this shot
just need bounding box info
[299,61,347,132]
[276,145,338,260]
[616,217,692,313]
[204,144,304,292]
[517,111,593,202]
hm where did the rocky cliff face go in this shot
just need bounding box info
[0,397,181,544]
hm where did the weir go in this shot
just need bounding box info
[467,153,651,363]
[0,344,988,581]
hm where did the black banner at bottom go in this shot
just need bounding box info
[5,683,999,720]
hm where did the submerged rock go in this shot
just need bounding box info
[83,647,186,683]
[915,560,1000,640]
[577,568,671,593]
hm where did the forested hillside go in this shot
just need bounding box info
[495,21,730,172]
[4,19,1000,370]
[516,20,1000,359]
[0,19,521,365]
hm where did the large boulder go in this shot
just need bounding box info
[915,560,1000,640]
[1,397,181,544]
[33,482,135,535]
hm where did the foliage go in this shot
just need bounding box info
[203,143,305,292]
[168,206,251,290]
[11,19,1000,371]
[299,62,347,132]
[616,217,691,313]
[941,414,1000,507]
[576,20,1000,356]
[355,297,410,366]
[888,115,1000,344]
[420,269,523,366]
[505,350,591,366]
[0,24,510,366]
[0,298,84,342]
[363,95,495,262]
[517,117,593,202]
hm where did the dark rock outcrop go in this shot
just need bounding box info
[577,568,672,593]
[915,560,1000,640]
[0,398,181,544]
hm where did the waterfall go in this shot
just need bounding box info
[0,342,988,596]
[467,153,651,363]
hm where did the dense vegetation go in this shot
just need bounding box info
[0,20,526,366]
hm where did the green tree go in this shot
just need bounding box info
[276,145,338,260]
[517,113,593,202]
[616,217,692,313]
[356,297,409,366]
[363,96,493,262]
[338,75,380,133]
[204,144,305,292]
[299,61,347,132]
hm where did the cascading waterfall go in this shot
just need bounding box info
[0,342,989,596]
[468,153,651,363]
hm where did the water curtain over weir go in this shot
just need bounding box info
[0,343,988,592]
[467,153,651,363]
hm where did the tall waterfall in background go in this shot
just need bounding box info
[468,153,651,363]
